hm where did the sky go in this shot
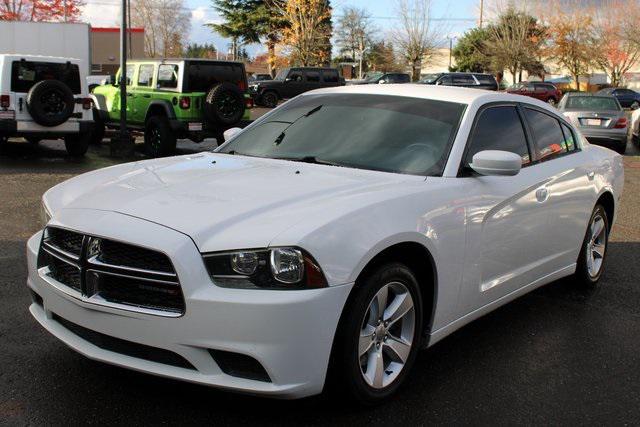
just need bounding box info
[82,0,481,57]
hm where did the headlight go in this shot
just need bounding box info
[39,199,52,228]
[202,247,327,290]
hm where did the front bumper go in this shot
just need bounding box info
[26,209,352,398]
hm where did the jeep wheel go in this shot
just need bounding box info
[204,83,245,126]
[64,133,90,157]
[261,91,278,108]
[26,80,75,127]
[144,116,176,157]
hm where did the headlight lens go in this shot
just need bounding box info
[39,199,52,228]
[203,247,327,289]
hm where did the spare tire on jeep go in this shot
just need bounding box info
[204,82,245,126]
[26,80,76,127]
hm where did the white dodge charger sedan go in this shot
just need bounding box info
[26,85,624,404]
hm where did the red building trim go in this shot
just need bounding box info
[91,27,144,33]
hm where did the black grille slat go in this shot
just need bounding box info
[46,227,84,256]
[97,240,174,274]
[38,227,184,315]
[52,313,195,370]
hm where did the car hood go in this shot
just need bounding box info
[45,152,426,252]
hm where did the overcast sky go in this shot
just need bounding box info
[82,0,481,56]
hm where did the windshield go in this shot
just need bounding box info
[419,73,440,84]
[274,69,288,81]
[365,72,384,82]
[217,94,466,176]
[565,96,620,111]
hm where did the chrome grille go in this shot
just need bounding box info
[38,227,184,316]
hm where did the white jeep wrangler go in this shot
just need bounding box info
[0,54,94,156]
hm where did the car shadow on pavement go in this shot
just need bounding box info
[6,241,638,425]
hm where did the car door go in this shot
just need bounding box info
[533,84,548,101]
[282,68,305,98]
[457,104,554,313]
[521,107,594,270]
[131,63,155,124]
[110,64,135,121]
[322,69,340,88]
[304,69,323,91]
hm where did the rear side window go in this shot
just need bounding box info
[561,122,577,151]
[184,62,246,91]
[322,70,339,83]
[137,64,154,87]
[11,61,81,94]
[465,106,531,167]
[453,74,475,85]
[158,64,179,89]
[305,70,320,82]
[524,108,568,161]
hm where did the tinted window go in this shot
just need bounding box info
[561,122,577,151]
[219,94,466,176]
[323,70,339,83]
[157,64,179,89]
[398,74,410,83]
[465,106,530,166]
[438,75,452,85]
[453,74,475,85]
[524,108,567,160]
[11,61,81,94]
[137,64,154,86]
[306,70,320,82]
[287,70,304,82]
[184,62,245,91]
[474,74,495,84]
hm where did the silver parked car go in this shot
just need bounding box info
[558,93,628,154]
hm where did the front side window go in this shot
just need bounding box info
[287,70,304,82]
[524,108,567,161]
[157,64,179,89]
[464,106,531,167]
[11,61,81,94]
[218,94,466,176]
[137,64,154,87]
[453,74,475,85]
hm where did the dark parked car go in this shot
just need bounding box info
[597,87,640,109]
[249,67,344,108]
[506,82,563,105]
[419,72,498,91]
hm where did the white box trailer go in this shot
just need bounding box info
[0,21,90,75]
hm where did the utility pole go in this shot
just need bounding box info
[479,0,484,28]
[112,0,134,157]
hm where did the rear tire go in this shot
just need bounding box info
[64,132,90,157]
[328,262,423,405]
[574,204,609,287]
[204,83,245,126]
[144,116,176,157]
[615,142,627,155]
[261,91,278,108]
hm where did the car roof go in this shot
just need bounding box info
[0,54,83,64]
[306,84,555,108]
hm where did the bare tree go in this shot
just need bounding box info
[335,6,376,78]
[591,1,640,87]
[131,0,191,58]
[391,0,441,81]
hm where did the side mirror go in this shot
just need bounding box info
[470,150,522,176]
[223,127,242,142]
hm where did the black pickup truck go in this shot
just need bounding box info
[249,67,344,108]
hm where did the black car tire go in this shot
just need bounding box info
[204,83,245,126]
[615,142,627,155]
[328,262,423,405]
[261,91,278,108]
[574,204,609,287]
[26,80,76,127]
[144,115,176,157]
[64,132,90,157]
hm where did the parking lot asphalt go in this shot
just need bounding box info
[1,110,640,425]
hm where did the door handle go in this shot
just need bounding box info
[536,187,549,203]
[587,171,595,180]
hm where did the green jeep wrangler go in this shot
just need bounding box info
[91,59,251,156]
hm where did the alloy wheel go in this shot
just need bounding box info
[586,213,607,278]
[359,281,415,389]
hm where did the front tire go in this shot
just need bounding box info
[574,204,609,286]
[144,116,176,157]
[64,132,90,157]
[329,262,423,405]
[260,91,278,108]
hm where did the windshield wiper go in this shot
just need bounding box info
[274,156,346,167]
